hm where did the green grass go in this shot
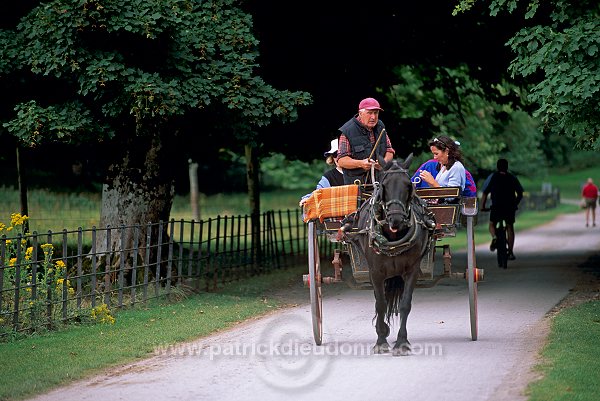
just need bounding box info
[437,203,580,251]
[526,300,600,401]
[519,168,600,200]
[0,265,306,401]
[0,187,306,233]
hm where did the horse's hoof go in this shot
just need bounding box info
[372,343,390,354]
[392,342,411,356]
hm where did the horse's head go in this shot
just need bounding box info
[376,154,414,234]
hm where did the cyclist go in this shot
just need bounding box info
[480,158,524,260]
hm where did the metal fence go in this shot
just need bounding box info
[1,209,334,339]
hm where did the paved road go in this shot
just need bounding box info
[29,211,599,401]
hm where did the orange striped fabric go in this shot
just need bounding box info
[303,185,360,222]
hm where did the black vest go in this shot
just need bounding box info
[338,117,388,184]
[323,168,344,187]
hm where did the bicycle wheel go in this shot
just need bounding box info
[496,223,508,269]
[307,221,323,345]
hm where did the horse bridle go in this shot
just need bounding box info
[372,165,413,227]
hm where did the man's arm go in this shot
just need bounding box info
[337,155,375,171]
[480,192,489,210]
[514,176,524,204]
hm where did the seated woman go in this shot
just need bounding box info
[412,158,477,197]
[299,138,344,206]
[416,136,466,192]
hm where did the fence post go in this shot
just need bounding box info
[46,231,53,330]
[187,220,195,282]
[131,225,140,306]
[118,226,126,308]
[12,234,23,331]
[197,220,204,292]
[104,227,112,307]
[177,219,184,287]
[61,230,68,322]
[91,228,97,308]
[76,228,83,310]
[143,222,152,303]
[155,221,164,297]
[30,234,39,326]
[0,237,6,322]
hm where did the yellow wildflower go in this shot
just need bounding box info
[0,222,6,231]
[25,247,34,260]
[41,243,53,257]
[91,303,115,325]
[10,213,29,227]
[9,258,17,266]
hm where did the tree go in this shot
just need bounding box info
[386,64,546,178]
[0,1,311,260]
[453,0,600,149]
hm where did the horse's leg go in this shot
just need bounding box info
[392,271,418,356]
[372,279,390,354]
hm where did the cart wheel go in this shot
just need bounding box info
[466,215,478,341]
[308,221,323,345]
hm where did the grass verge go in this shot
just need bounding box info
[526,300,600,401]
[0,265,306,401]
[437,203,580,251]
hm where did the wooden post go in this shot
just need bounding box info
[188,159,199,221]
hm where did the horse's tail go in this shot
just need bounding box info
[384,276,404,323]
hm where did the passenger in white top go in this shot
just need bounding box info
[417,135,466,191]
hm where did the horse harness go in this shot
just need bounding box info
[345,164,435,257]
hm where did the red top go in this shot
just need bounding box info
[582,183,599,199]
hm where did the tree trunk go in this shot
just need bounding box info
[245,144,261,266]
[16,145,29,234]
[96,128,175,280]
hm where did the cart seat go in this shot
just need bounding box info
[415,187,462,232]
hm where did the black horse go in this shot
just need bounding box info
[345,154,434,356]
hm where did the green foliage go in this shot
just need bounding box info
[2,100,109,147]
[260,153,327,190]
[455,0,600,150]
[387,64,546,177]
[0,0,312,147]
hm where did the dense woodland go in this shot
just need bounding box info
[1,1,598,195]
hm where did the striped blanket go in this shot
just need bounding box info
[303,185,360,223]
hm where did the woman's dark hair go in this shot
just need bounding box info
[428,135,463,169]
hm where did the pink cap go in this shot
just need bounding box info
[358,97,383,111]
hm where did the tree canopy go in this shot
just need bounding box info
[0,0,311,149]
[454,0,600,149]
[386,64,546,177]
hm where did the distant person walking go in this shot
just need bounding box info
[480,158,524,260]
[581,178,598,227]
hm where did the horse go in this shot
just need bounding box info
[344,154,434,356]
